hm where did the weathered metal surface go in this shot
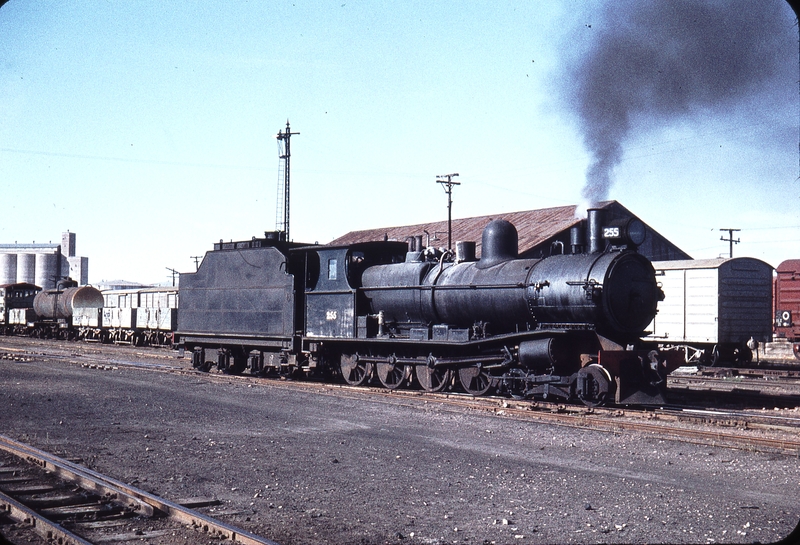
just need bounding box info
[33,286,104,320]
[177,244,295,339]
[362,246,660,338]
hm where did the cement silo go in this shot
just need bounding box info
[17,254,35,284]
[0,254,17,284]
[35,253,59,289]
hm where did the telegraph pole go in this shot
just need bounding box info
[719,228,740,258]
[276,120,299,241]
[436,173,460,250]
[166,267,179,287]
[190,256,202,271]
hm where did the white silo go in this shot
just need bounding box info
[17,253,35,284]
[0,254,17,284]
[35,253,58,289]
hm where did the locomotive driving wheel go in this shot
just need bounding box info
[340,353,371,386]
[458,364,493,396]
[576,364,614,408]
[376,355,410,390]
[415,357,452,393]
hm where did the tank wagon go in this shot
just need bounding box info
[25,279,105,339]
[774,259,800,360]
[176,209,681,406]
[643,258,774,365]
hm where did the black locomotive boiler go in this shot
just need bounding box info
[176,209,679,406]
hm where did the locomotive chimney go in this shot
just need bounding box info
[455,241,476,263]
[587,208,604,254]
[477,219,518,269]
[570,222,586,254]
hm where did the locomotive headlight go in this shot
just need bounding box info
[602,218,646,248]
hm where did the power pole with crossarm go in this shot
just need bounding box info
[436,173,460,251]
[719,228,740,258]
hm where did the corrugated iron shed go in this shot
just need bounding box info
[328,200,691,262]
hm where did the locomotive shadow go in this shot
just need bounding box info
[666,385,800,410]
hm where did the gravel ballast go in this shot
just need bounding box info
[1,352,798,544]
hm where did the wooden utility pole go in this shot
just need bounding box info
[436,173,460,250]
[719,228,740,258]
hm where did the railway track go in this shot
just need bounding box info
[0,435,280,545]
[3,337,800,456]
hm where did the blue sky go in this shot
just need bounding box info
[1,1,798,284]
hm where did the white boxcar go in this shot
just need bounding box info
[73,307,102,328]
[102,307,137,329]
[645,257,773,364]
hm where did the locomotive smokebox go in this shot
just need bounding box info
[588,208,604,254]
[477,220,518,269]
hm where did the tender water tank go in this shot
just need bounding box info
[35,253,58,289]
[0,254,18,284]
[17,253,35,284]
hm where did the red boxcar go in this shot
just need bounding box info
[774,259,800,360]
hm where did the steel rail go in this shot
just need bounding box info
[0,488,94,545]
[5,338,800,455]
[0,434,281,545]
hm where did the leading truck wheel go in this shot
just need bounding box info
[576,364,614,408]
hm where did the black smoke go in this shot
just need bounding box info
[560,0,797,206]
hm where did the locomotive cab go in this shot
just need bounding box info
[303,242,407,339]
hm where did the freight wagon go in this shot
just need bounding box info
[643,257,773,365]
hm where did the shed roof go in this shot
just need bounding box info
[329,202,597,252]
[329,200,691,262]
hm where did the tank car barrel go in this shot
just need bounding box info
[33,286,104,320]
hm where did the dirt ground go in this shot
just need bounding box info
[1,345,799,544]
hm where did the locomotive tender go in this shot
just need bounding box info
[177,209,680,406]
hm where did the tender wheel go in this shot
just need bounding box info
[458,364,493,396]
[415,359,452,393]
[341,353,371,386]
[376,355,409,390]
[192,349,212,372]
[576,364,614,407]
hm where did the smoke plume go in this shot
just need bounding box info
[562,0,795,207]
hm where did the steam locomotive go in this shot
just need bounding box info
[176,209,682,407]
